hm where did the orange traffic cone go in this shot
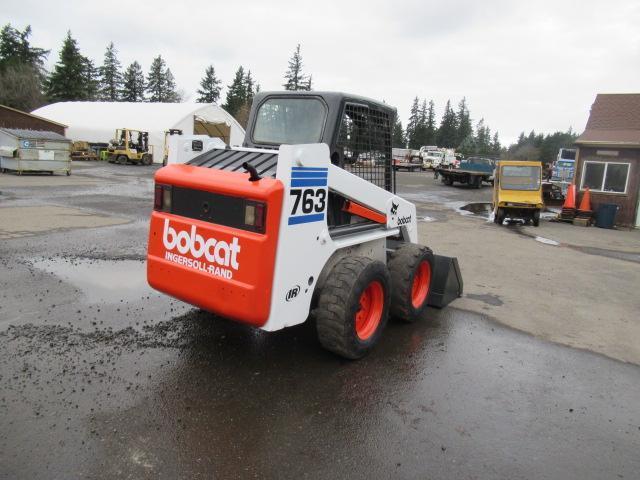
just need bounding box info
[563,184,576,210]
[560,184,577,221]
[578,187,592,212]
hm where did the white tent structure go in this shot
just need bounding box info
[32,102,245,163]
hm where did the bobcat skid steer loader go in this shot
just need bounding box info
[147,91,462,359]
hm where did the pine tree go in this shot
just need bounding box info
[223,66,247,117]
[283,44,309,91]
[0,24,48,74]
[146,55,178,102]
[83,57,99,101]
[436,100,458,148]
[98,42,122,101]
[46,31,91,102]
[491,132,501,155]
[392,118,405,148]
[164,68,180,102]
[424,100,436,146]
[455,97,472,148]
[305,74,313,91]
[405,97,420,148]
[121,61,145,102]
[0,24,48,110]
[244,70,255,102]
[196,65,222,103]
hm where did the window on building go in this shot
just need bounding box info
[581,161,630,194]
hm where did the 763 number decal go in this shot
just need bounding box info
[290,188,326,215]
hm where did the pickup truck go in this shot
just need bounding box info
[435,156,495,188]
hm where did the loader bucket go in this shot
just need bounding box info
[427,255,463,308]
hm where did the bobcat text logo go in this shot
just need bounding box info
[163,219,241,270]
[391,201,399,215]
[397,215,412,226]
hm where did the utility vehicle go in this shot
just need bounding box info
[493,160,544,226]
[147,91,462,359]
[108,128,153,165]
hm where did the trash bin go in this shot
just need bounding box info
[595,203,619,229]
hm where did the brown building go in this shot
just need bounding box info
[575,93,640,228]
[0,104,67,136]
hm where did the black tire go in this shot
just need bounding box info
[388,244,435,322]
[473,176,481,188]
[533,209,540,227]
[117,155,128,165]
[142,154,152,166]
[495,207,505,225]
[445,176,454,186]
[316,256,391,359]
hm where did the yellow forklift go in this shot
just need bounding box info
[107,128,153,165]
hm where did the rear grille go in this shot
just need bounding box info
[188,148,278,178]
[171,187,264,233]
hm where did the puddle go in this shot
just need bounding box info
[534,236,560,246]
[459,202,493,216]
[31,257,152,304]
[420,216,436,222]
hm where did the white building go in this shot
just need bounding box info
[32,102,245,163]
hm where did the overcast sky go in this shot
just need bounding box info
[4,0,640,144]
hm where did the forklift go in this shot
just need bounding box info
[107,128,153,165]
[147,91,463,359]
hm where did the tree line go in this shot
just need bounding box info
[506,129,578,164]
[393,97,501,157]
[0,24,313,128]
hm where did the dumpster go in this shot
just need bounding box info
[0,128,71,175]
[595,203,619,229]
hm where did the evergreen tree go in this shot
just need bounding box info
[146,55,179,102]
[305,74,313,91]
[405,97,420,148]
[196,65,222,103]
[392,118,405,148]
[0,63,45,110]
[46,31,91,102]
[121,61,145,102]
[165,68,180,102]
[455,97,472,147]
[491,132,501,155]
[424,100,437,146]
[283,44,310,91]
[436,100,458,148]
[98,42,122,101]
[223,66,247,117]
[83,57,99,101]
[475,119,492,154]
[244,70,255,102]
[0,24,48,110]
[0,24,48,74]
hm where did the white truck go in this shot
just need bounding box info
[420,147,456,169]
[147,91,463,359]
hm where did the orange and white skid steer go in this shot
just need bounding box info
[147,91,463,358]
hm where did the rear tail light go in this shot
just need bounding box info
[244,201,266,233]
[154,184,172,212]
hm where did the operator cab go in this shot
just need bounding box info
[243,91,397,230]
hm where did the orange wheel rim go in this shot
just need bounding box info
[411,261,431,308]
[355,281,384,340]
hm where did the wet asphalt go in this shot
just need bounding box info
[1,164,639,479]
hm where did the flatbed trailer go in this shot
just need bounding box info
[435,156,495,188]
[435,167,492,188]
